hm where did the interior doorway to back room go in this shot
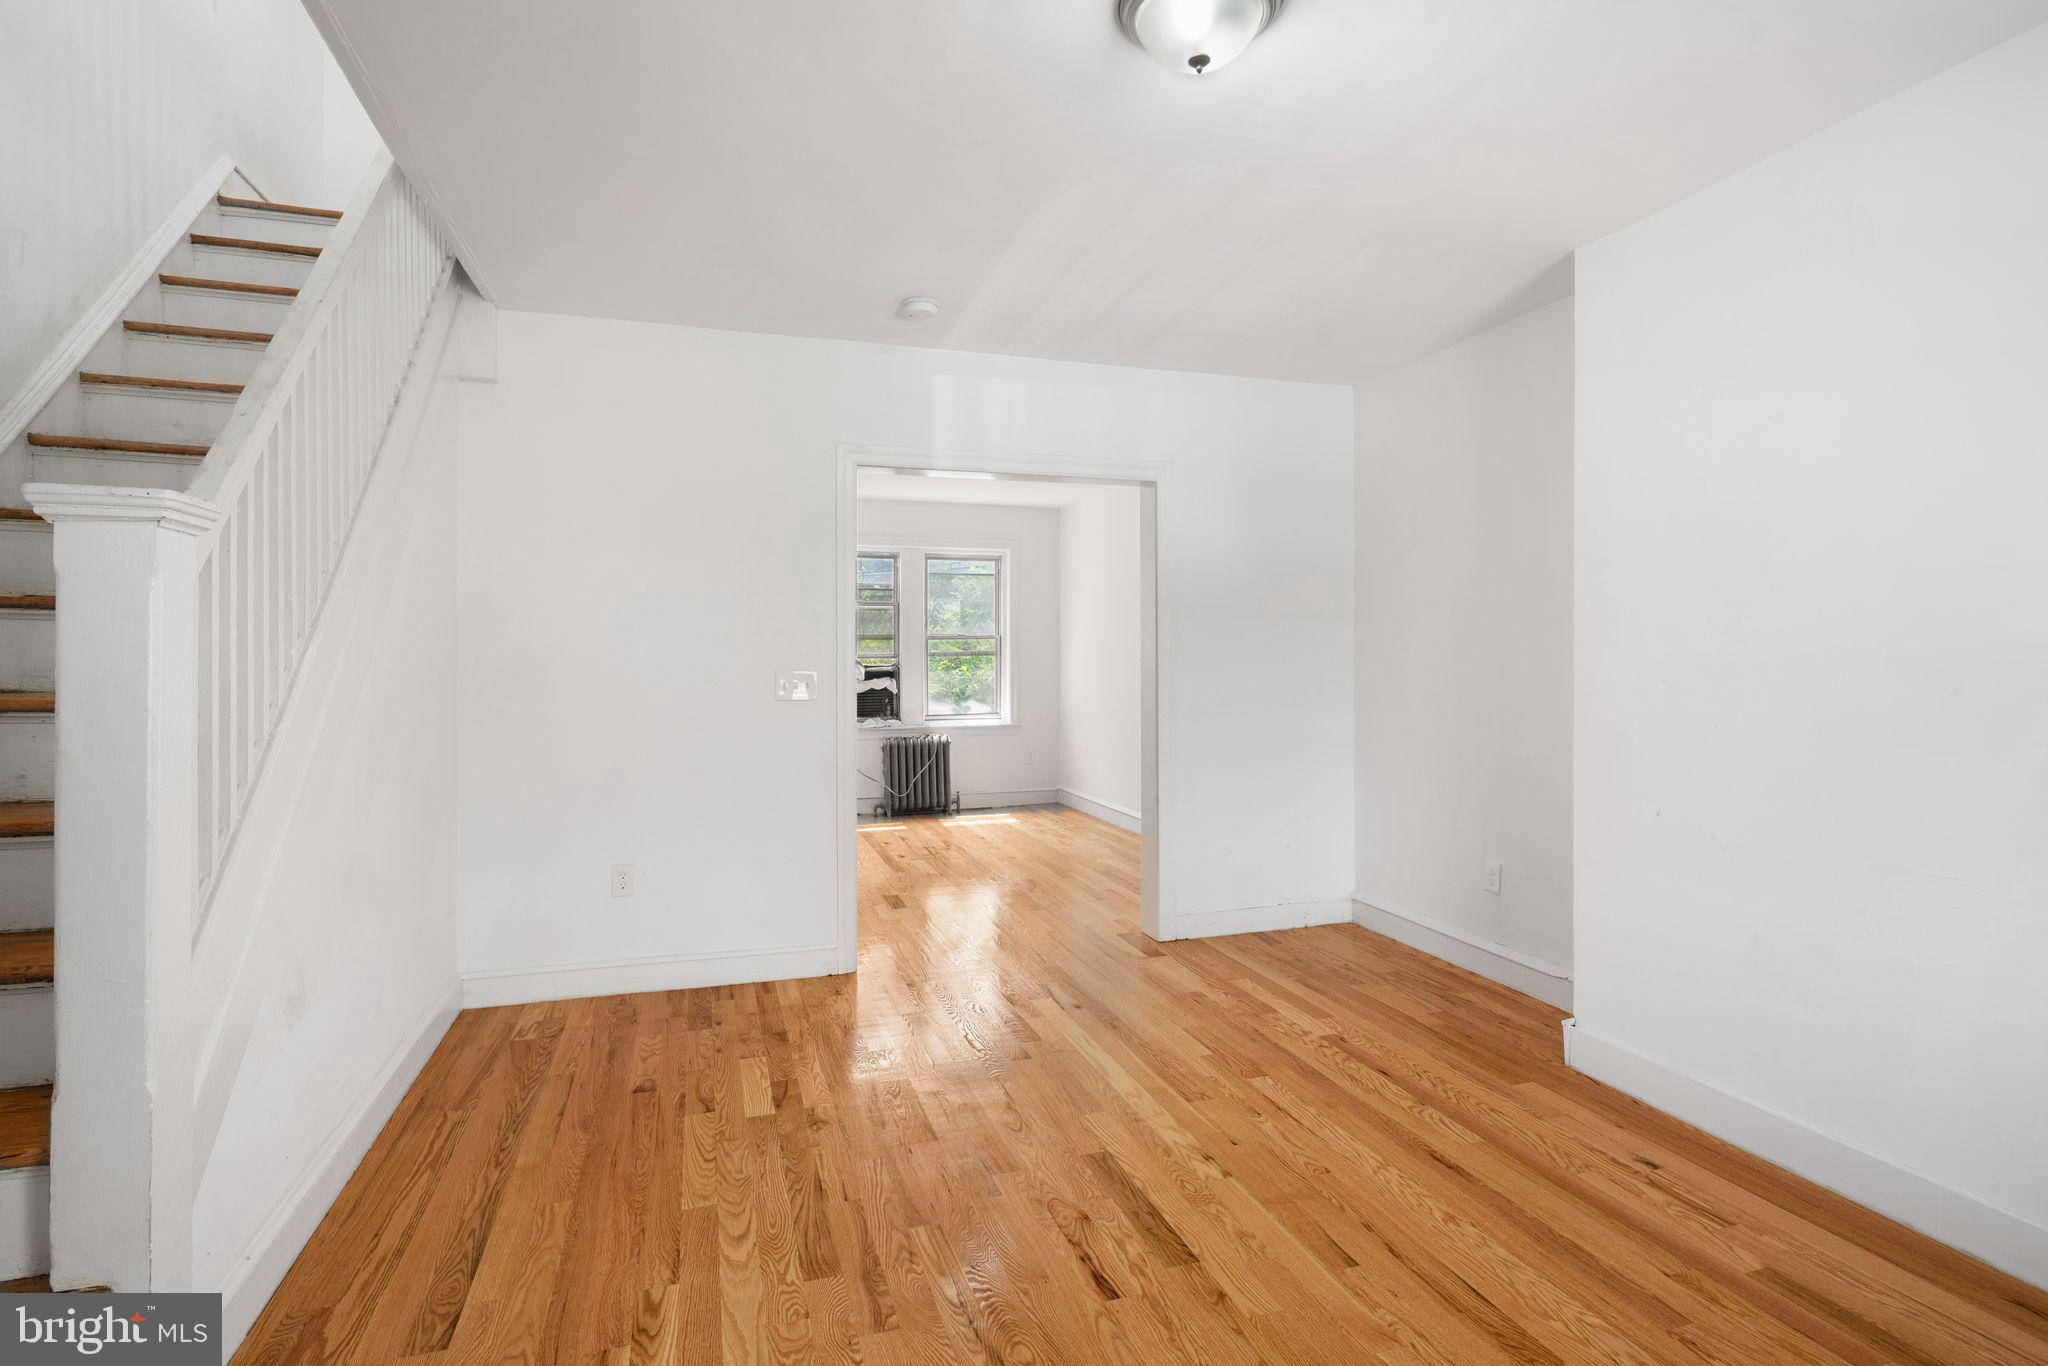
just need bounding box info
[841,464,1159,961]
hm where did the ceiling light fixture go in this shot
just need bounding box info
[1117,0,1284,76]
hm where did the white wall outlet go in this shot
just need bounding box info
[611,863,635,897]
[1484,858,1502,896]
[776,669,819,701]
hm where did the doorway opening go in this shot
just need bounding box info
[833,451,1163,968]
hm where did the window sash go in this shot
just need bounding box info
[924,554,1002,716]
[856,554,899,663]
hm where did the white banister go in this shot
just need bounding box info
[185,151,453,902]
[20,153,453,1290]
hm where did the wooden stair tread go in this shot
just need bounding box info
[0,802,53,837]
[0,929,52,987]
[79,372,243,396]
[0,1276,51,1293]
[217,193,342,221]
[123,319,272,345]
[190,232,320,259]
[0,595,54,612]
[0,1277,107,1294]
[0,692,53,713]
[0,1085,51,1170]
[26,433,209,458]
[159,273,297,299]
[0,508,43,523]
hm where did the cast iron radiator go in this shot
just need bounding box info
[879,733,956,817]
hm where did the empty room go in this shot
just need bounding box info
[1,2,2044,1363]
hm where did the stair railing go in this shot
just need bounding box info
[186,149,452,902]
[23,149,452,1291]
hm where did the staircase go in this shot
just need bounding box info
[0,182,343,1284]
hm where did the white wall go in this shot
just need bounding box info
[0,0,380,410]
[1575,25,2048,1284]
[1352,299,1574,1005]
[456,314,1353,1001]
[1057,484,1144,826]
[854,497,1062,809]
[191,293,466,1336]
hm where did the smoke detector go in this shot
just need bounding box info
[1117,0,1284,76]
[898,296,941,322]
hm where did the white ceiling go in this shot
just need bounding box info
[322,0,2047,382]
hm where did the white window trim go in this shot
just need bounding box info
[855,541,1014,729]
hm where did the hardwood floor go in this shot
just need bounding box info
[236,808,2048,1364]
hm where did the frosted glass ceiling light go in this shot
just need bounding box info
[1117,0,1284,76]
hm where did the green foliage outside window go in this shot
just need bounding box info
[927,558,999,714]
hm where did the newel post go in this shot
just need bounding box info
[24,484,221,1292]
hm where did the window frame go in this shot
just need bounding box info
[854,553,900,665]
[854,542,1013,730]
[922,553,1004,720]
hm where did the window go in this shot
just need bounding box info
[925,556,1000,716]
[856,555,898,662]
[855,548,1009,725]
[855,555,900,722]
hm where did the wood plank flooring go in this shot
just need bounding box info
[236,808,2048,1364]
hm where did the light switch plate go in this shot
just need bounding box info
[776,670,819,701]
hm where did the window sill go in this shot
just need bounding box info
[856,718,1020,734]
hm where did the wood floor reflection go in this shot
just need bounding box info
[236,807,2048,1364]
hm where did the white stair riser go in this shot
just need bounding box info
[120,332,268,384]
[0,986,52,1088]
[0,717,53,801]
[174,241,320,291]
[159,285,296,333]
[0,615,52,693]
[81,384,236,445]
[28,450,202,492]
[0,524,54,595]
[0,837,51,933]
[203,205,338,250]
[0,1166,49,1281]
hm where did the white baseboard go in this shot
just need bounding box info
[1563,1019,2048,1291]
[1056,788,1142,833]
[962,788,1058,810]
[1351,894,1573,1010]
[1173,896,1353,940]
[218,980,460,1355]
[460,942,845,1009]
[0,1166,49,1281]
[853,788,1059,817]
[0,154,236,449]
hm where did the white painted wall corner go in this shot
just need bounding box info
[218,981,460,1355]
[1563,1019,2048,1292]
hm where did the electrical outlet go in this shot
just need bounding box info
[775,669,818,701]
[611,863,636,898]
[1484,858,1502,896]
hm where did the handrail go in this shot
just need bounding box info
[189,151,452,900]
